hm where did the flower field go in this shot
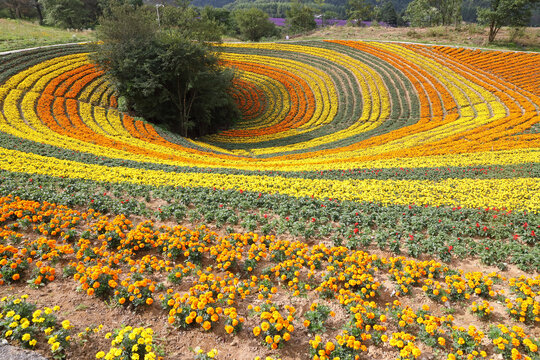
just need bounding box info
[0,41,538,360]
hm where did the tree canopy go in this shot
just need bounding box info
[286,0,317,33]
[405,0,462,26]
[92,4,240,137]
[478,0,539,42]
[347,0,373,24]
[234,7,279,41]
[375,0,399,26]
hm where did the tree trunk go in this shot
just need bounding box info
[488,21,498,42]
[34,0,44,25]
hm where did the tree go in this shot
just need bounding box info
[0,0,37,19]
[405,0,462,26]
[234,7,279,41]
[33,0,44,23]
[40,0,89,28]
[92,5,240,137]
[347,0,373,25]
[286,0,317,33]
[375,0,398,26]
[477,0,539,42]
[39,0,141,29]
[313,0,327,26]
[323,10,339,24]
[200,6,234,34]
[98,0,143,16]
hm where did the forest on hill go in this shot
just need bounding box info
[186,0,540,25]
[1,0,539,31]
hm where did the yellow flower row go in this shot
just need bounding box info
[214,43,390,153]
[0,146,538,211]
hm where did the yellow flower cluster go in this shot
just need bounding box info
[95,326,156,360]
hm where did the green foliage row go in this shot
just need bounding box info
[0,169,537,271]
[0,44,91,84]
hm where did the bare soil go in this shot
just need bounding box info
[1,208,538,360]
[285,25,540,52]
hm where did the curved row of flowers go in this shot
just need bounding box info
[0,42,538,204]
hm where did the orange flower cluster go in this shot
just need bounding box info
[161,270,245,334]
[388,258,445,296]
[509,275,540,298]
[219,60,315,137]
[432,46,540,96]
[73,262,121,298]
[113,276,156,309]
[0,194,539,359]
[30,263,56,286]
[388,332,421,359]
[0,243,28,284]
[229,78,266,121]
[251,303,295,349]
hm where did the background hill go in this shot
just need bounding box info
[186,0,539,25]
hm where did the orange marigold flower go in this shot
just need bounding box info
[253,326,261,336]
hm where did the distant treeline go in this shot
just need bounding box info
[1,0,538,26]
[188,0,539,25]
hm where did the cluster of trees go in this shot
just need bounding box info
[404,0,539,40]
[92,2,240,138]
[404,0,463,26]
[196,0,538,42]
[186,1,318,40]
[216,0,345,18]
[1,0,538,43]
[0,0,144,28]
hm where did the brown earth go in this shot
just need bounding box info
[278,25,540,51]
[0,206,538,360]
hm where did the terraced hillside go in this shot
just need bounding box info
[0,41,538,360]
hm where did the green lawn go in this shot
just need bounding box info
[0,19,95,52]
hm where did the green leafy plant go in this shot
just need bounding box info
[303,303,333,333]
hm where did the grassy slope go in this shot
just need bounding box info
[0,18,95,52]
[284,24,540,52]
